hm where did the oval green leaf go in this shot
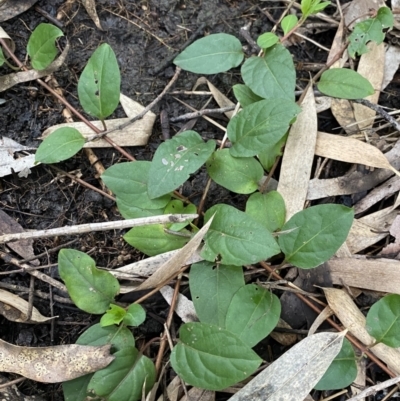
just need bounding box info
[27,23,64,70]
[281,15,298,35]
[173,33,244,74]
[245,190,286,232]
[314,338,357,391]
[232,84,263,107]
[77,43,120,120]
[102,161,171,209]
[170,322,262,390]
[100,304,127,327]
[63,324,134,401]
[241,44,296,101]
[228,99,300,157]
[366,294,400,347]
[148,130,215,199]
[189,262,245,327]
[164,200,197,231]
[225,284,280,348]
[257,132,288,171]
[35,127,85,164]
[201,204,281,266]
[88,347,156,401]
[124,304,146,327]
[278,204,354,269]
[116,198,164,219]
[317,68,375,99]
[206,149,264,194]
[124,224,190,257]
[257,32,279,49]
[58,249,120,314]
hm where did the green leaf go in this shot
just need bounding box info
[124,224,190,256]
[189,262,245,327]
[0,47,5,67]
[173,33,244,74]
[58,249,120,314]
[257,132,288,171]
[314,338,357,390]
[27,23,63,70]
[116,198,164,219]
[124,304,146,327]
[225,284,280,347]
[77,43,120,120]
[35,127,85,164]
[366,294,400,347]
[170,322,262,390]
[100,304,127,327]
[301,0,330,17]
[201,204,281,266]
[206,149,264,194]
[232,84,263,107]
[245,191,286,232]
[377,7,394,29]
[148,130,215,198]
[281,15,298,35]
[317,69,375,99]
[63,324,134,401]
[241,44,296,101]
[102,161,171,209]
[257,32,279,49]
[228,99,300,157]
[164,200,197,231]
[278,204,354,269]
[88,347,156,401]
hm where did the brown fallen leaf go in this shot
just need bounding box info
[323,287,400,375]
[0,289,54,323]
[277,85,317,220]
[0,339,113,383]
[82,0,103,30]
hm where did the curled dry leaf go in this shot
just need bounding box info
[0,339,114,383]
[0,42,69,92]
[0,289,54,323]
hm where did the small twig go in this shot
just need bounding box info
[347,375,400,401]
[0,377,26,390]
[34,5,64,29]
[0,214,198,244]
[240,23,260,52]
[353,98,400,132]
[169,106,235,122]
[88,67,182,141]
[25,275,35,322]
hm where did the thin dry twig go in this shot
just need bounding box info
[347,375,400,401]
[169,106,235,122]
[0,214,198,244]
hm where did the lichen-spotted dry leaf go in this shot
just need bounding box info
[0,289,53,323]
[277,85,317,220]
[136,216,213,290]
[0,339,113,383]
[82,0,103,30]
[315,131,399,175]
[229,332,345,401]
[322,287,400,375]
[41,94,155,148]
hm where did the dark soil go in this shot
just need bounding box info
[0,1,394,400]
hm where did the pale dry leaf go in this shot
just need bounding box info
[330,98,358,135]
[228,332,345,401]
[351,358,366,399]
[343,0,385,29]
[315,132,398,174]
[277,85,317,220]
[82,0,103,30]
[165,375,183,401]
[0,209,38,265]
[392,0,400,30]
[0,289,54,323]
[0,0,38,22]
[180,387,215,401]
[308,306,334,336]
[0,42,69,92]
[159,285,197,323]
[41,94,155,148]
[322,287,400,375]
[315,96,331,113]
[383,45,400,90]
[270,318,297,346]
[193,77,236,119]
[353,42,385,130]
[0,339,113,382]
[137,216,213,290]
[347,206,397,253]
[0,26,15,53]
[328,257,400,294]
[327,18,346,65]
[380,215,400,256]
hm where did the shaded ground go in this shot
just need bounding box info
[0,0,394,400]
